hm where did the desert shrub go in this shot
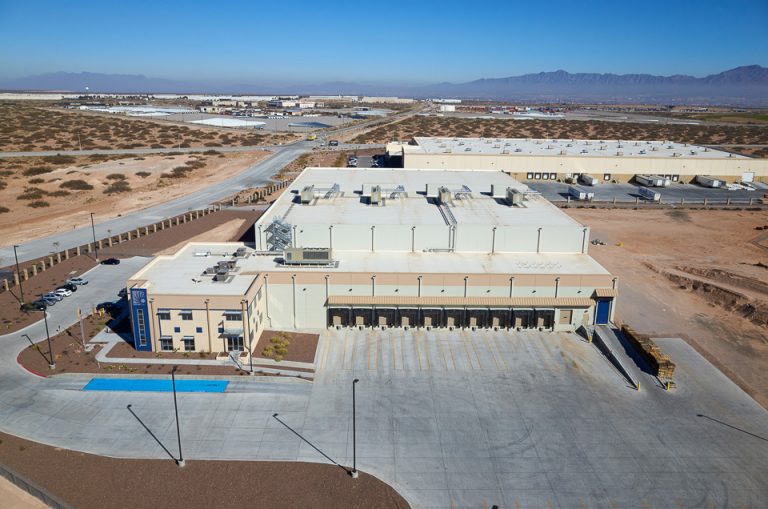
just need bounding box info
[106,173,126,180]
[203,149,220,155]
[136,171,151,178]
[60,179,94,190]
[0,206,9,213]
[22,166,53,176]
[47,190,70,197]
[28,177,45,184]
[0,170,12,177]
[104,180,131,194]
[43,154,76,165]
[27,200,50,208]
[17,187,46,200]
[0,181,6,190]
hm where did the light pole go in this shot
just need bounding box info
[43,310,55,369]
[89,213,99,262]
[351,378,359,478]
[13,245,24,305]
[171,366,185,467]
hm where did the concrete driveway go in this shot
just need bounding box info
[1,319,766,508]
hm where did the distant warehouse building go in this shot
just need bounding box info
[388,137,768,184]
[126,167,618,353]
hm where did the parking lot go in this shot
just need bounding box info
[527,181,765,204]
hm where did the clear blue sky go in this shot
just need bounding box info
[1,0,766,85]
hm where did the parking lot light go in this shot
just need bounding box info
[171,366,185,467]
[13,245,25,305]
[43,311,55,369]
[351,378,360,479]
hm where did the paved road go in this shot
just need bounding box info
[0,142,382,159]
[0,143,309,264]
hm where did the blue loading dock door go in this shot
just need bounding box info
[595,299,612,325]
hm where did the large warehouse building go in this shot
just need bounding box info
[126,167,618,353]
[388,137,768,184]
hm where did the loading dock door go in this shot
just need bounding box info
[742,172,754,183]
[595,299,612,325]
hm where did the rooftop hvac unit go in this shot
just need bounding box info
[235,247,247,257]
[437,186,452,205]
[214,269,229,282]
[283,247,334,265]
[370,185,382,205]
[300,185,315,204]
[506,187,523,206]
[514,148,522,152]
[203,266,216,275]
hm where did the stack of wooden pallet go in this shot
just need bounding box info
[621,325,676,379]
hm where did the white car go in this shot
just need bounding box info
[67,277,88,285]
[53,288,72,297]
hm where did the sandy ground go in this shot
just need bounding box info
[0,476,48,509]
[567,208,768,407]
[0,151,268,246]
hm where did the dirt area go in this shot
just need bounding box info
[0,255,97,334]
[255,330,320,363]
[0,150,269,246]
[0,102,295,152]
[353,116,768,156]
[0,431,409,509]
[100,209,262,258]
[566,208,768,407]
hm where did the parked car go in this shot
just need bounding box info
[96,301,119,314]
[31,299,48,310]
[67,277,88,285]
[43,292,63,302]
[328,140,339,146]
[53,288,72,297]
[101,258,120,265]
[58,283,77,292]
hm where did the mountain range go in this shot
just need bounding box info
[1,66,767,106]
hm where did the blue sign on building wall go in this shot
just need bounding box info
[130,288,152,351]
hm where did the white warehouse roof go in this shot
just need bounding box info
[405,137,745,160]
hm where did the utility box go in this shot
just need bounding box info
[438,186,452,205]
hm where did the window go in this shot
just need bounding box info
[174,326,181,333]
[603,173,611,181]
[534,172,541,179]
[672,175,679,182]
[218,326,224,334]
[136,309,147,347]
[526,172,533,179]
[224,311,242,321]
[180,310,193,321]
[227,336,244,352]
[160,336,173,351]
[196,327,203,333]
[542,173,549,180]
[183,336,195,351]
[157,311,170,320]
[550,173,557,180]
[559,309,573,325]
